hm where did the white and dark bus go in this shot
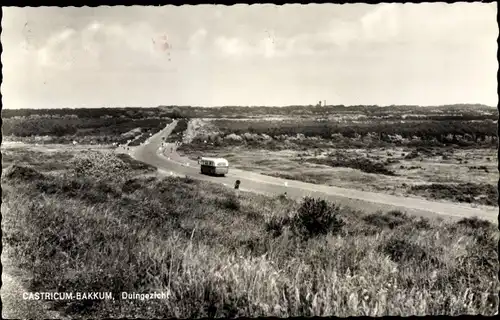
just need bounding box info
[198,157,229,177]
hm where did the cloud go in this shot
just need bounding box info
[360,3,399,42]
[37,28,78,69]
[260,37,276,58]
[2,4,496,108]
[214,36,252,57]
[214,31,314,59]
[34,21,173,72]
[187,28,208,55]
[289,2,497,54]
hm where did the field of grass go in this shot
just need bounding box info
[179,145,497,206]
[1,145,499,317]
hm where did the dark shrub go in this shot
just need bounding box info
[170,107,184,119]
[456,217,493,230]
[412,217,432,230]
[182,175,196,184]
[122,178,143,194]
[3,164,44,181]
[410,183,497,206]
[265,215,291,237]
[363,211,409,229]
[387,210,407,219]
[382,238,433,264]
[292,197,345,238]
[220,194,241,211]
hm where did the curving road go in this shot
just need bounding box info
[131,121,498,223]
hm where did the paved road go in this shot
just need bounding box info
[132,121,498,223]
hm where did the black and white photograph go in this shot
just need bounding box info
[1,3,498,318]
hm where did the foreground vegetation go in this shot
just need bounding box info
[2,149,498,317]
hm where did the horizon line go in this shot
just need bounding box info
[1,103,497,110]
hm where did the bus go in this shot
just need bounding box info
[198,157,229,177]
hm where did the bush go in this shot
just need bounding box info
[167,119,189,142]
[410,183,497,206]
[309,155,397,176]
[72,152,128,181]
[265,215,291,238]
[362,210,409,229]
[170,107,184,119]
[114,154,156,173]
[182,175,196,184]
[382,238,432,264]
[456,217,494,230]
[122,178,143,194]
[3,164,45,181]
[220,194,241,211]
[291,197,345,239]
[412,217,432,230]
[35,175,121,204]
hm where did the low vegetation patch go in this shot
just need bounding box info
[114,153,156,174]
[469,165,489,173]
[308,154,397,176]
[363,210,413,229]
[2,153,498,317]
[2,164,45,181]
[264,171,331,185]
[410,183,497,206]
[2,116,172,145]
[128,134,149,146]
[1,148,75,172]
[71,151,129,181]
[166,119,189,142]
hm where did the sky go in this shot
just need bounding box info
[1,3,498,109]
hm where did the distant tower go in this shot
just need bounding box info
[324,100,326,107]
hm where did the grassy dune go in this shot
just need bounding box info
[1,150,498,317]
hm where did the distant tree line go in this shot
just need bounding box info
[1,107,189,120]
[2,117,171,138]
[2,103,496,120]
[211,119,497,145]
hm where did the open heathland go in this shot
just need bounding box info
[1,145,498,317]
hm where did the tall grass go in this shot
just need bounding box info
[2,162,498,317]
